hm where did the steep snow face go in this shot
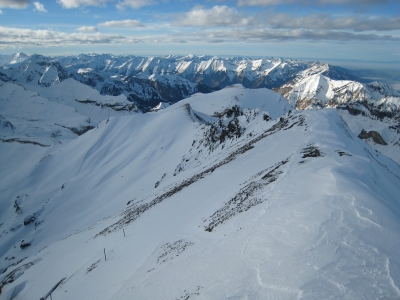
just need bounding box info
[276,63,367,110]
[271,64,400,164]
[0,77,139,157]
[1,86,400,300]
[1,55,68,86]
[8,53,30,65]
[0,53,29,67]
[274,65,400,164]
[337,107,400,164]
[39,65,61,87]
[27,78,139,119]
[297,63,357,81]
[284,74,368,109]
[150,102,171,112]
[278,66,400,117]
[368,81,400,99]
[0,80,94,147]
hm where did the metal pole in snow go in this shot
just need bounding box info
[123,229,125,237]
[104,248,106,261]
[50,294,52,300]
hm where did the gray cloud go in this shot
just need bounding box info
[76,26,99,32]
[168,28,399,43]
[116,0,156,10]
[173,5,253,27]
[0,0,30,9]
[0,26,138,48]
[233,29,400,42]
[57,0,111,9]
[98,19,145,27]
[261,13,400,32]
[173,5,400,32]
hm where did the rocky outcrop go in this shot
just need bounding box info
[358,129,387,145]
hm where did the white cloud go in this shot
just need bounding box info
[174,5,253,27]
[98,19,145,27]
[57,0,111,9]
[0,0,30,9]
[0,9,3,14]
[33,1,47,12]
[76,26,98,32]
[116,0,155,10]
[0,25,139,48]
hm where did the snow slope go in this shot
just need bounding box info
[337,108,400,165]
[0,75,140,215]
[27,78,139,121]
[1,86,400,299]
[0,80,94,147]
[0,53,29,67]
[274,65,400,164]
[0,78,138,146]
[284,74,367,109]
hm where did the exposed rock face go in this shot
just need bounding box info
[358,129,387,145]
[23,215,36,226]
[20,240,31,249]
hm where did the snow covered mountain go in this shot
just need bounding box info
[2,53,399,164]
[2,53,397,115]
[58,54,355,111]
[271,63,400,163]
[0,75,138,150]
[1,85,400,299]
[0,54,218,112]
[1,54,358,112]
[276,64,400,113]
[0,53,29,67]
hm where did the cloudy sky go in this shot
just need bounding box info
[0,0,399,64]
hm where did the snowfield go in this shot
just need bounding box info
[1,85,400,299]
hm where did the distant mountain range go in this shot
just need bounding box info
[1,52,399,163]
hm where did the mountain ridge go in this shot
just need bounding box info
[1,86,400,299]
